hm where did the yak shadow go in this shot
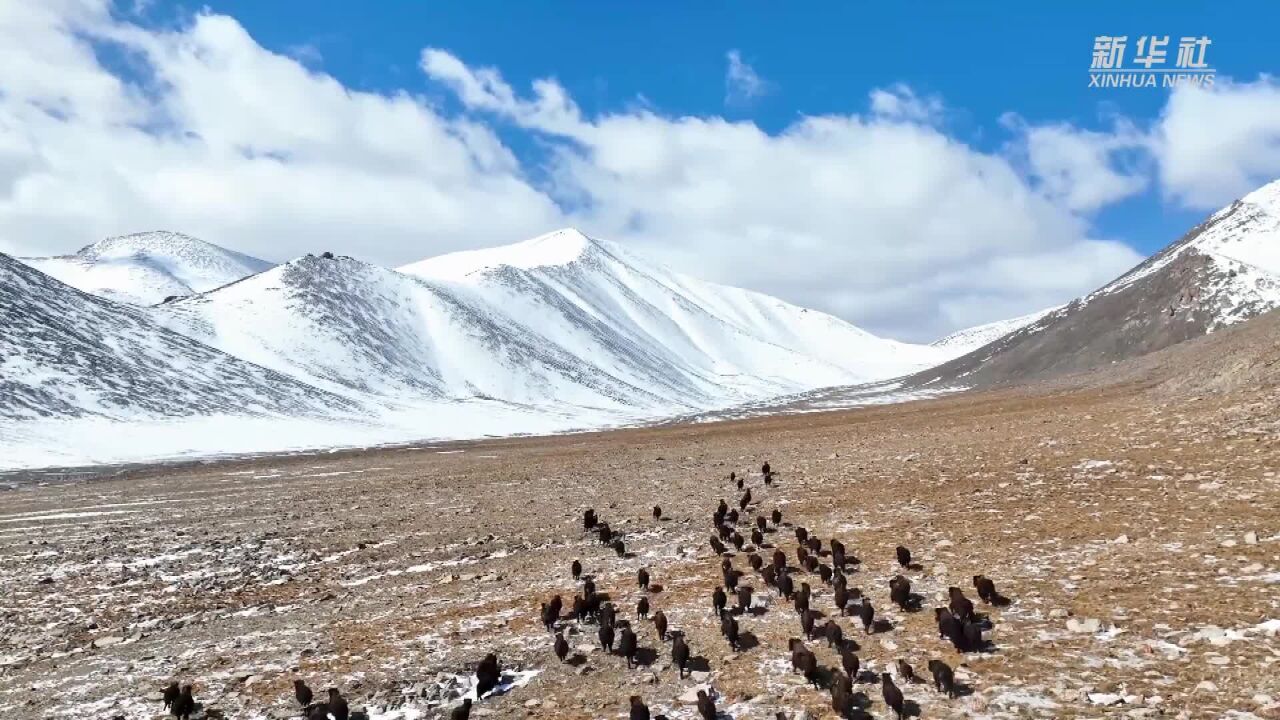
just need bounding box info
[969,638,999,653]
[871,618,895,634]
[906,562,924,571]
[840,638,862,652]
[949,679,977,698]
[854,669,879,684]
[687,655,712,673]
[633,647,659,667]
[809,665,836,690]
[902,699,923,718]
[647,583,665,594]
[902,593,926,612]
[736,632,761,652]
[566,653,588,667]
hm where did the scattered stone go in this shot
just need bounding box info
[1067,618,1101,634]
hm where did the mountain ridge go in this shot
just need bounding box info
[904,178,1280,389]
[20,231,274,305]
[154,232,950,416]
[0,252,355,422]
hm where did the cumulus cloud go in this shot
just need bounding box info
[420,49,1143,340]
[1002,115,1149,212]
[724,50,768,107]
[0,2,562,264]
[2,2,1225,343]
[1150,76,1280,210]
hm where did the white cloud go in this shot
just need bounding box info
[869,84,943,124]
[725,50,768,106]
[419,48,585,136]
[1151,76,1280,210]
[420,50,1142,340]
[0,5,1159,342]
[1003,115,1149,212]
[0,4,562,264]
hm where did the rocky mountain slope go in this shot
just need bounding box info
[911,179,1280,388]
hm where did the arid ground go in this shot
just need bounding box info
[2,316,1280,720]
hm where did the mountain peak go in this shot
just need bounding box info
[77,231,214,260]
[524,227,597,257]
[398,227,604,280]
[1241,177,1280,207]
[20,231,272,305]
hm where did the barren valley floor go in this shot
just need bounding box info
[2,377,1278,719]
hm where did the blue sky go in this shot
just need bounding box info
[144,1,1274,256]
[3,2,1280,340]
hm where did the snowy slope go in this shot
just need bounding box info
[0,252,356,422]
[908,178,1280,388]
[20,231,273,305]
[399,229,948,401]
[930,306,1061,355]
[153,253,676,412]
[155,230,951,417]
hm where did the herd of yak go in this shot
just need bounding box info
[535,462,1012,719]
[157,461,1012,719]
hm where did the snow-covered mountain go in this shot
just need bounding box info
[2,228,960,468]
[401,230,948,394]
[0,252,355,422]
[20,231,273,305]
[912,178,1280,388]
[155,229,949,414]
[929,306,1061,355]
